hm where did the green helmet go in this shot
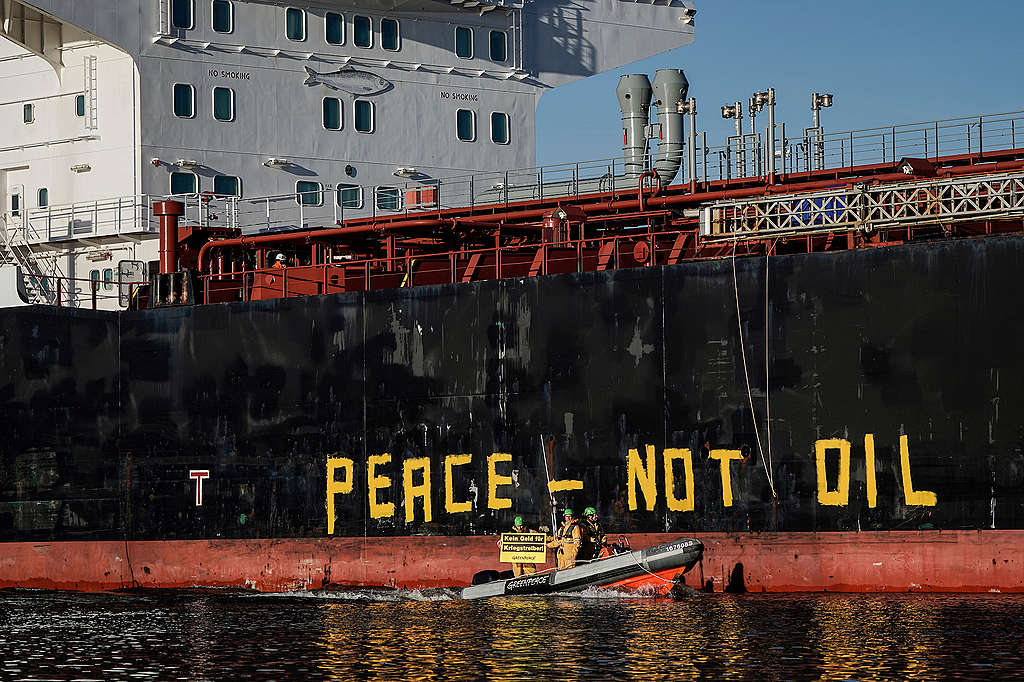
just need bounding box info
[584,506,597,516]
[563,508,574,517]
[513,515,524,526]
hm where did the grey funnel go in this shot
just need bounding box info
[616,74,652,179]
[651,69,689,184]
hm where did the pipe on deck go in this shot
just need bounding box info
[197,158,1024,272]
[153,200,185,274]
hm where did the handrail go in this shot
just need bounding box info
[3,194,158,245]
[194,108,1024,235]
[4,270,141,309]
[4,108,1023,249]
[196,225,688,302]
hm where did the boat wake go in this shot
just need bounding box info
[244,587,459,603]
[237,583,694,603]
[544,586,664,600]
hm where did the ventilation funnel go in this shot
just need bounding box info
[616,74,652,179]
[651,69,689,185]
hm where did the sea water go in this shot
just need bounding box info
[1,589,1022,680]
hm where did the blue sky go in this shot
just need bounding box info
[535,0,1024,166]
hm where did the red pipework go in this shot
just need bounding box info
[153,200,185,274]
[195,156,1024,272]
[197,217,512,271]
[638,170,662,212]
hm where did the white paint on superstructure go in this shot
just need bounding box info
[0,0,694,309]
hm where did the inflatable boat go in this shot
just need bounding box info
[460,538,704,600]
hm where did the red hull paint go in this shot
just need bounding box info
[3,531,1023,593]
[601,567,685,597]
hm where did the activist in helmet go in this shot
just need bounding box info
[578,505,609,561]
[546,507,582,570]
[497,514,538,576]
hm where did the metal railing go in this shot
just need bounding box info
[4,110,1022,248]
[197,159,631,235]
[0,196,157,307]
[700,169,1024,240]
[197,227,690,302]
[6,195,159,245]
[4,269,141,309]
[700,110,1024,180]
[189,108,1024,235]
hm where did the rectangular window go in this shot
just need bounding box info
[325,12,345,45]
[353,15,372,48]
[11,193,21,217]
[89,269,100,285]
[213,87,234,121]
[23,103,34,124]
[212,0,233,33]
[170,172,198,195]
[171,0,193,29]
[286,8,306,41]
[380,18,399,51]
[337,184,362,209]
[75,94,85,117]
[296,181,323,206]
[375,186,401,211]
[102,268,114,292]
[489,30,507,62]
[490,112,509,144]
[455,26,472,59]
[213,175,241,196]
[456,108,475,142]
[322,97,342,130]
[37,188,48,207]
[173,83,195,118]
[354,99,374,133]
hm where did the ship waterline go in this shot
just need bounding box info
[2,531,1021,593]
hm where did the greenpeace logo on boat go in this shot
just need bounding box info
[504,574,553,595]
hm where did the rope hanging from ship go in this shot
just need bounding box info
[731,237,777,500]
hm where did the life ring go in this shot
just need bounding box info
[633,240,651,263]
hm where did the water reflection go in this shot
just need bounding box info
[2,591,1024,680]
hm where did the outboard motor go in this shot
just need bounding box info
[616,74,653,179]
[651,68,689,185]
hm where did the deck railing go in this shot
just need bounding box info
[167,108,1024,236]
[194,226,688,303]
[3,110,1023,249]
[6,195,159,245]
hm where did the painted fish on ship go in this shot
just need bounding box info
[302,66,392,95]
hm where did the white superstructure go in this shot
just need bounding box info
[0,0,694,308]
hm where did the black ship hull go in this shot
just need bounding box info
[2,235,1024,591]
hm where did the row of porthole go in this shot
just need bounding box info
[455,110,510,145]
[21,95,86,125]
[322,98,510,145]
[7,188,47,215]
[170,0,509,63]
[173,83,380,133]
[166,173,401,211]
[177,83,513,144]
[172,0,397,50]
[88,268,116,291]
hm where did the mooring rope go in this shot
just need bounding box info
[629,554,676,584]
[732,239,777,499]
[765,246,774,489]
